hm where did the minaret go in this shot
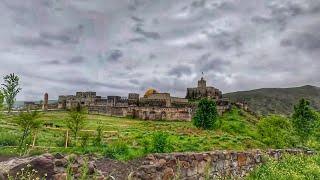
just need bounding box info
[42,93,48,111]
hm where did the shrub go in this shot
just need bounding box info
[193,98,218,130]
[15,111,42,154]
[80,132,90,148]
[151,131,173,153]
[257,115,297,148]
[66,104,87,145]
[247,154,320,180]
[104,141,129,159]
[0,132,18,147]
[292,99,318,141]
[93,122,103,146]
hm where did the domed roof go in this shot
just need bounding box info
[144,88,158,98]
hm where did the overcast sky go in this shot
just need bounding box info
[0,0,319,101]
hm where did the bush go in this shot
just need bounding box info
[93,123,103,146]
[104,141,129,159]
[247,154,320,180]
[151,131,172,153]
[80,132,90,148]
[257,115,298,148]
[0,132,18,147]
[193,98,218,130]
[292,99,318,141]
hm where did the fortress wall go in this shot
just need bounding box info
[129,149,315,180]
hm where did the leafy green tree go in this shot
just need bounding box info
[1,73,22,113]
[66,104,87,145]
[292,99,317,140]
[258,115,297,148]
[193,98,219,130]
[15,111,42,151]
[0,91,4,118]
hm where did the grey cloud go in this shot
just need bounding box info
[129,37,147,43]
[131,16,144,22]
[68,56,85,64]
[168,65,192,78]
[1,0,320,101]
[197,54,230,73]
[281,32,320,51]
[134,26,160,40]
[186,43,204,50]
[46,60,61,65]
[40,32,78,44]
[109,50,123,62]
[15,37,52,47]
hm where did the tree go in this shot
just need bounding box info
[193,98,219,130]
[66,104,87,145]
[292,99,317,140]
[1,73,22,113]
[0,91,4,118]
[15,111,42,151]
[258,115,297,148]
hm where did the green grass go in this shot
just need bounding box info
[247,154,320,180]
[0,108,266,160]
[2,108,319,161]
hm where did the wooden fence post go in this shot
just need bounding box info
[65,130,69,148]
[32,134,36,148]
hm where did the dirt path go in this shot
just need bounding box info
[95,158,144,180]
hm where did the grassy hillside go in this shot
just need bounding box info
[0,108,264,160]
[224,85,320,115]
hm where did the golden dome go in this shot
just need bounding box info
[144,88,158,98]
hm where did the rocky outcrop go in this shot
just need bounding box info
[129,149,315,180]
[0,153,104,180]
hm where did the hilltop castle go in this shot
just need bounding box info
[56,77,231,121]
[186,77,222,100]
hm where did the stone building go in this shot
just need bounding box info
[186,77,222,100]
[58,78,231,121]
[88,89,194,121]
[58,91,107,109]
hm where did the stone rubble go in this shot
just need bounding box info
[0,153,104,180]
[129,149,316,180]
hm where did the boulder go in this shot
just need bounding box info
[0,153,55,178]
[53,173,67,180]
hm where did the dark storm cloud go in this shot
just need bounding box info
[1,0,320,101]
[281,31,320,51]
[133,26,161,40]
[40,32,79,44]
[168,65,192,78]
[129,38,147,43]
[15,37,52,47]
[109,50,123,62]
[131,16,144,22]
[46,60,61,65]
[196,53,230,73]
[68,56,85,64]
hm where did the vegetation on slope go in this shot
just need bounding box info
[224,85,320,115]
[0,107,265,160]
[247,154,320,180]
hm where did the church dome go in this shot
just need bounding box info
[144,88,158,98]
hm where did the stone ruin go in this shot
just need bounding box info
[57,77,232,121]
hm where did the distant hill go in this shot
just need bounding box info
[223,85,320,115]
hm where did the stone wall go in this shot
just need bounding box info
[129,149,315,180]
[131,107,193,121]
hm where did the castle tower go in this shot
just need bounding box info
[42,93,48,111]
[198,77,207,89]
